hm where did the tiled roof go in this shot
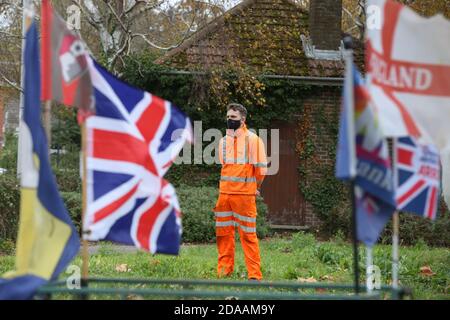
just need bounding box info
[156,0,364,77]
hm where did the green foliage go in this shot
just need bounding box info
[295,96,350,238]
[0,239,15,256]
[380,210,450,247]
[0,173,20,242]
[54,168,81,193]
[316,243,352,269]
[0,132,18,174]
[121,53,313,131]
[253,79,307,127]
[177,185,217,243]
[331,230,347,245]
[61,191,82,235]
[256,195,271,239]
[301,170,346,220]
[316,196,450,247]
[177,185,270,243]
[51,107,80,149]
[291,231,316,248]
[166,164,220,188]
[0,230,448,298]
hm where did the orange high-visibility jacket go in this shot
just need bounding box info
[218,125,268,195]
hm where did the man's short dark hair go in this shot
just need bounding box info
[227,103,247,118]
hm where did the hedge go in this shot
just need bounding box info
[0,177,270,249]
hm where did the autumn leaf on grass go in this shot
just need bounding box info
[297,277,317,283]
[320,275,335,282]
[115,263,131,273]
[419,266,435,277]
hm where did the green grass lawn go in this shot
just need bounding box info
[0,233,448,299]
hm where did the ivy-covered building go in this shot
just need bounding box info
[156,0,364,230]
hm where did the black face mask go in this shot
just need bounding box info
[227,119,242,130]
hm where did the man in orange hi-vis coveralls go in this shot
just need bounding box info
[214,103,268,280]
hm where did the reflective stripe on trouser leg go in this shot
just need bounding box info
[213,194,235,277]
[216,220,256,233]
[227,194,260,279]
[215,217,235,276]
[232,212,256,233]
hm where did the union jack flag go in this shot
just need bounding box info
[394,137,440,220]
[83,58,193,254]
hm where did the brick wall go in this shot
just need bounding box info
[309,0,343,50]
[297,86,342,228]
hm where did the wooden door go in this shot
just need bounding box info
[260,121,305,226]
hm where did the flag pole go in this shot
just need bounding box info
[17,0,33,177]
[366,246,373,293]
[343,35,360,295]
[81,122,89,299]
[391,138,400,296]
[350,181,360,294]
[392,211,400,291]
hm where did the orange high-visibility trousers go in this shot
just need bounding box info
[213,193,262,280]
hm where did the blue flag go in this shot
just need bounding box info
[335,60,357,180]
[336,63,395,247]
[355,187,394,247]
[0,21,80,300]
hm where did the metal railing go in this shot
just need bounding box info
[36,278,411,300]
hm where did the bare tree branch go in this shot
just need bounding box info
[105,1,130,33]
[343,7,364,28]
[108,32,130,68]
[49,0,228,71]
[131,32,182,50]
[127,0,165,19]
[0,30,24,39]
[0,71,22,93]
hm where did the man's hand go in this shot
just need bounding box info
[256,189,261,196]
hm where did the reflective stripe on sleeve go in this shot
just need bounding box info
[220,176,257,183]
[254,162,268,167]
